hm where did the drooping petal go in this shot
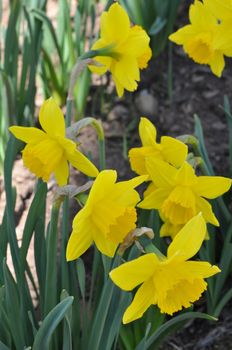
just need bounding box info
[161,136,188,167]
[145,158,177,188]
[9,126,47,144]
[54,157,69,186]
[138,188,170,210]
[209,51,225,77]
[122,278,155,324]
[167,213,206,261]
[113,175,148,207]
[110,253,159,291]
[92,226,118,257]
[139,117,157,147]
[39,97,65,137]
[196,196,219,226]
[66,211,93,261]
[195,176,231,199]
[67,148,99,178]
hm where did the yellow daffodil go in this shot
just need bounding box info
[89,3,152,97]
[203,0,232,57]
[9,98,98,186]
[138,159,231,227]
[169,0,231,77]
[129,117,188,176]
[66,170,147,260]
[110,214,220,323]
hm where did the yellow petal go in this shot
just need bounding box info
[203,0,232,21]
[139,117,157,147]
[145,158,177,188]
[113,175,148,206]
[108,207,137,244]
[88,170,117,205]
[195,176,231,198]
[9,126,47,144]
[182,261,221,279]
[111,56,139,92]
[109,253,159,291]
[138,188,170,210]
[129,146,161,176]
[92,226,118,257]
[161,136,188,167]
[120,26,150,59]
[54,157,69,186]
[122,278,155,324]
[89,38,112,75]
[169,25,195,45]
[39,97,65,137]
[100,3,130,44]
[196,196,219,226]
[189,0,216,28]
[209,51,225,77]
[167,213,206,261]
[175,162,197,187]
[66,211,93,261]
[67,148,99,178]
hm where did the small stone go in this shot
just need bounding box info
[135,89,158,116]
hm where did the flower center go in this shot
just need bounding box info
[161,186,196,225]
[185,34,213,64]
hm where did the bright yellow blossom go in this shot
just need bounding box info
[9,98,98,186]
[138,159,231,227]
[66,170,147,260]
[203,0,232,57]
[89,3,152,97]
[129,117,188,176]
[169,0,231,77]
[110,214,220,323]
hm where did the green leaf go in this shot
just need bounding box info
[33,297,74,350]
[135,312,216,349]
[76,258,86,299]
[20,181,47,271]
[0,341,10,350]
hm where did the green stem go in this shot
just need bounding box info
[98,138,106,170]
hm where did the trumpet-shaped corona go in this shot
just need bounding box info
[110,214,220,323]
[169,0,232,77]
[89,3,152,97]
[138,159,231,227]
[129,117,188,176]
[9,98,99,186]
[66,170,147,260]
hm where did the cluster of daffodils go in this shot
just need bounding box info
[9,2,232,326]
[169,0,232,77]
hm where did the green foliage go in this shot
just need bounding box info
[0,0,47,172]
[119,0,181,56]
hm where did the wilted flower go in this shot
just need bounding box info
[110,214,220,323]
[89,3,152,97]
[129,117,188,176]
[66,170,147,260]
[9,98,99,186]
[138,159,231,227]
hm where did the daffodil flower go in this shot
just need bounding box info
[9,98,99,186]
[129,117,188,176]
[89,3,152,97]
[110,214,220,323]
[138,159,231,227]
[169,0,232,77]
[66,170,147,260]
